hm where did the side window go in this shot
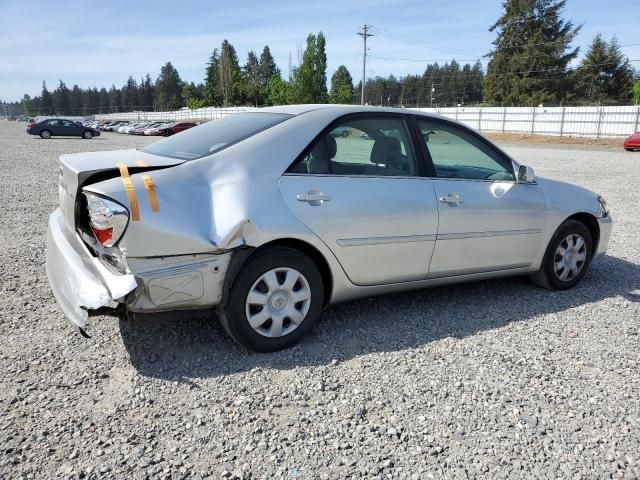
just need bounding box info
[61,120,74,126]
[417,120,515,181]
[48,119,60,126]
[288,116,417,177]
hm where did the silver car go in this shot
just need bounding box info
[47,105,613,352]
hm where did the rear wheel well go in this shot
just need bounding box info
[225,239,333,307]
[566,212,600,255]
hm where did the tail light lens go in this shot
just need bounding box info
[84,193,129,247]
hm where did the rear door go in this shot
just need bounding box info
[415,118,547,277]
[280,114,438,286]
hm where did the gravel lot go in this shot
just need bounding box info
[1,120,639,480]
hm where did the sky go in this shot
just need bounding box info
[0,0,638,102]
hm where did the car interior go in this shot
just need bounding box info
[289,120,415,176]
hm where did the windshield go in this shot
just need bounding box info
[142,112,292,160]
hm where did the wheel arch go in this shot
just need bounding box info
[564,212,600,256]
[222,238,334,308]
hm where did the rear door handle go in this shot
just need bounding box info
[296,190,331,206]
[439,193,464,205]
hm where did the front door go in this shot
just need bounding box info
[415,119,547,278]
[61,119,82,136]
[280,115,438,286]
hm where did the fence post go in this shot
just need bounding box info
[455,107,459,121]
[559,107,565,137]
[501,107,507,133]
[596,107,602,138]
[478,108,482,131]
[634,106,640,133]
[530,107,536,135]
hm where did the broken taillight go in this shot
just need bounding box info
[84,193,129,247]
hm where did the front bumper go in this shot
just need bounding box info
[46,209,137,333]
[595,214,613,258]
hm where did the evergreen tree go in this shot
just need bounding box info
[330,65,354,104]
[266,76,291,105]
[204,48,222,106]
[108,85,121,112]
[40,81,54,114]
[218,40,242,106]
[122,76,138,111]
[83,87,99,116]
[155,62,183,110]
[572,35,634,104]
[291,32,328,103]
[20,94,32,115]
[53,80,71,115]
[259,46,280,92]
[243,51,262,106]
[485,0,580,105]
[69,84,83,115]
[98,88,109,113]
[138,74,154,111]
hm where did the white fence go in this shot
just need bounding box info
[411,105,640,138]
[96,105,640,138]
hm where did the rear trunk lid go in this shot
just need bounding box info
[58,148,183,228]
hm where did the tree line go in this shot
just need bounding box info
[4,0,640,117]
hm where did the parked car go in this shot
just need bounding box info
[330,127,351,138]
[46,105,612,352]
[624,132,640,151]
[157,122,197,136]
[26,118,35,129]
[27,118,100,139]
[103,121,128,132]
[145,122,172,135]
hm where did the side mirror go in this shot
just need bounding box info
[517,165,535,183]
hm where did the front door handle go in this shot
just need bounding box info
[439,192,464,205]
[296,189,331,206]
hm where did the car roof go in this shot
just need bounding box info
[259,104,441,119]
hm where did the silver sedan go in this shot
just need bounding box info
[46,105,613,351]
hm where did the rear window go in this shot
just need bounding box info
[142,112,292,160]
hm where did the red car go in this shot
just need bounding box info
[624,132,640,151]
[157,122,197,136]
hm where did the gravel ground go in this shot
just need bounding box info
[1,121,639,480]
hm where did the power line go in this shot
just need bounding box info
[372,26,482,58]
[357,24,374,105]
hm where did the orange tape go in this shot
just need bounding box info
[136,160,148,167]
[116,163,140,221]
[141,175,160,213]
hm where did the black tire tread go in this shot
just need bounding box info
[219,246,324,352]
[530,219,593,291]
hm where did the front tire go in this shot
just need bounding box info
[220,247,324,352]
[40,130,51,139]
[82,130,93,139]
[531,219,593,290]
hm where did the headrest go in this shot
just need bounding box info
[307,135,338,174]
[370,136,402,165]
[325,135,337,159]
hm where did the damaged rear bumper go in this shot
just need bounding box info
[46,209,137,333]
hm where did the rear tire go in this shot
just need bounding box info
[219,247,324,352]
[530,219,593,290]
[82,130,93,139]
[40,130,51,139]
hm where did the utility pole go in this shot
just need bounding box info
[429,83,435,108]
[358,24,374,105]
